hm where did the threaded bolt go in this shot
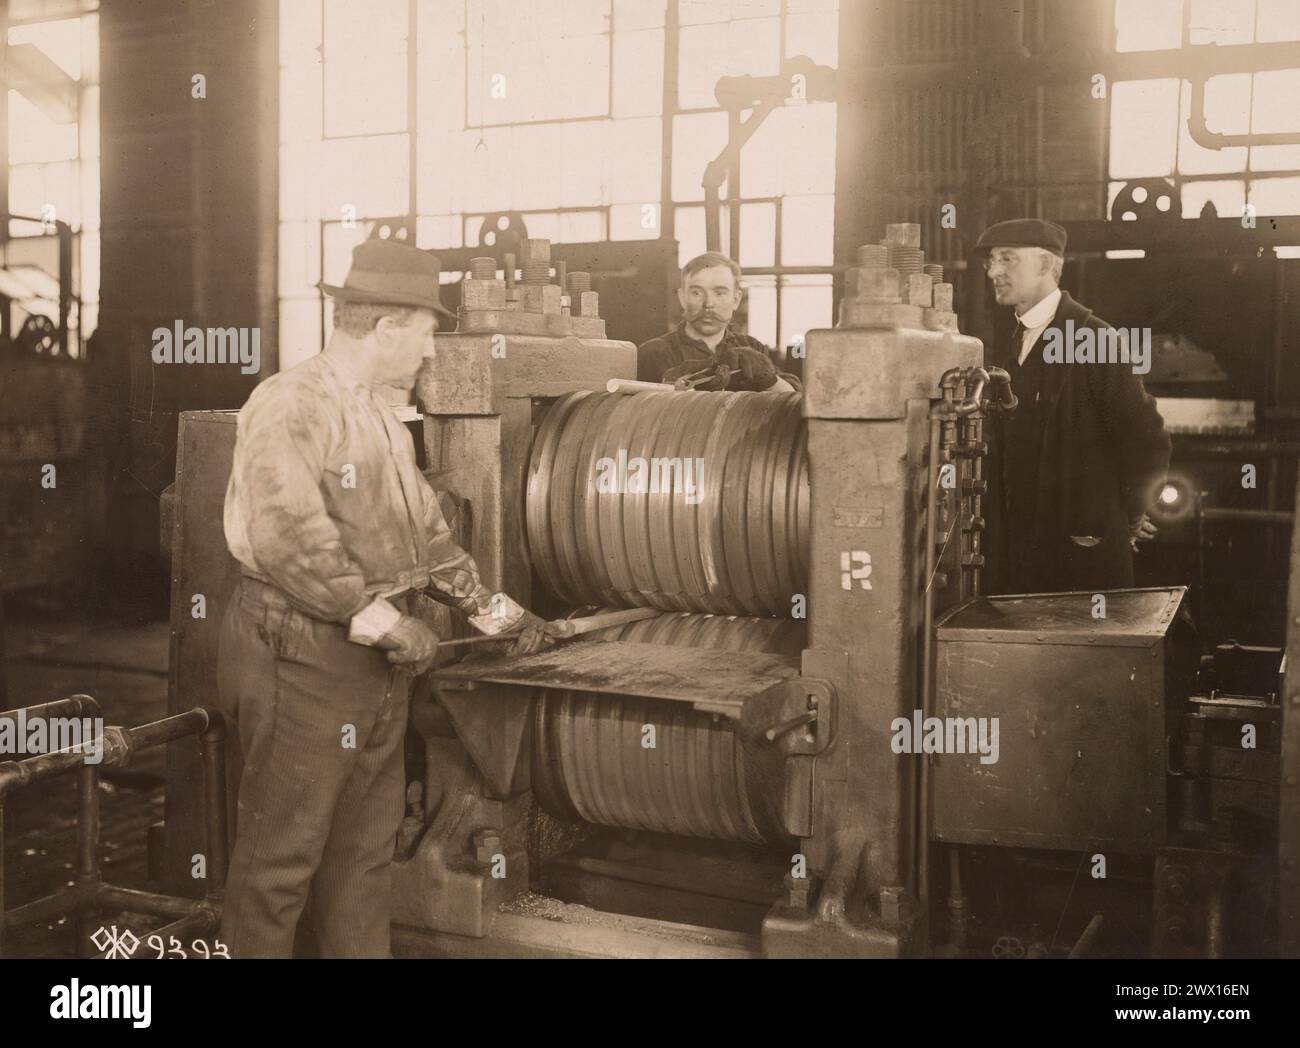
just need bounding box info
[857,244,888,268]
[567,271,592,295]
[469,256,496,280]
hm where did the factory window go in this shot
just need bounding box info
[671,0,838,352]
[279,0,840,363]
[4,3,100,357]
[1109,0,1300,223]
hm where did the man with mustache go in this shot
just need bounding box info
[976,218,1170,594]
[637,252,791,391]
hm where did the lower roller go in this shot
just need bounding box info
[531,611,804,845]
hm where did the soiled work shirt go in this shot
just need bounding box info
[636,323,772,383]
[223,352,486,624]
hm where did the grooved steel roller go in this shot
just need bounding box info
[532,611,804,844]
[526,390,810,616]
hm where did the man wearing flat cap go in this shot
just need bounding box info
[217,238,555,957]
[975,218,1170,594]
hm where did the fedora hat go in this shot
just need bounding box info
[318,239,455,319]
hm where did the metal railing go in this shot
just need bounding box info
[0,695,228,959]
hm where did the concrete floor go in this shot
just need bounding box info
[2,598,172,958]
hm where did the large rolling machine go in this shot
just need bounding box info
[160,228,1286,958]
[392,226,1016,957]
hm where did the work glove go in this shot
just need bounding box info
[377,615,440,675]
[715,345,778,391]
[507,609,559,656]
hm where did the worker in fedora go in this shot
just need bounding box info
[975,218,1170,594]
[217,238,555,957]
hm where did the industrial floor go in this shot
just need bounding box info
[2,598,171,959]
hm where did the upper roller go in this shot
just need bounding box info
[526,390,810,616]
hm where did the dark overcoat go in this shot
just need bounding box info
[985,290,1172,594]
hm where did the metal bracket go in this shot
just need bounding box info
[742,677,836,756]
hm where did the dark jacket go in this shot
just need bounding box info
[986,289,1171,594]
[636,323,771,383]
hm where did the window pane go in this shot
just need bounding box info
[8,17,82,80]
[1181,178,1246,218]
[7,164,42,219]
[739,201,776,267]
[1177,76,1249,174]
[281,140,323,221]
[79,155,98,228]
[613,27,664,117]
[1250,142,1300,171]
[324,0,407,59]
[1248,176,1300,215]
[673,111,728,201]
[324,54,407,137]
[281,62,324,145]
[737,103,839,200]
[559,0,613,38]
[785,10,838,65]
[778,103,837,195]
[458,127,515,213]
[681,0,781,26]
[560,121,611,208]
[1109,79,1180,178]
[78,83,99,158]
[416,214,463,249]
[1188,0,1257,44]
[608,117,662,204]
[1258,0,1300,40]
[1113,0,1184,51]
[512,123,567,209]
[79,12,98,85]
[678,18,780,110]
[281,0,323,67]
[9,90,78,164]
[675,205,732,267]
[615,0,666,30]
[279,220,322,298]
[322,0,407,137]
[520,211,561,242]
[280,298,324,370]
[745,276,777,346]
[781,194,834,265]
[611,202,659,239]
[558,210,607,242]
[320,134,409,217]
[467,11,609,125]
[1253,69,1300,134]
[780,275,832,353]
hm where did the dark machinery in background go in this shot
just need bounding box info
[157,223,1292,957]
[0,213,91,595]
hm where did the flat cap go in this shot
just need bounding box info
[974,218,1067,256]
